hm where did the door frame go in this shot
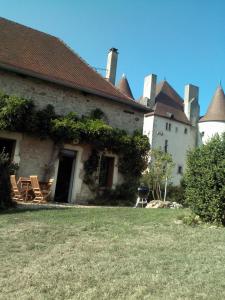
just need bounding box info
[51,144,83,203]
[0,130,22,165]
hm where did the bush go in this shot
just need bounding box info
[185,134,225,225]
[88,182,138,206]
[0,151,15,210]
[166,179,186,206]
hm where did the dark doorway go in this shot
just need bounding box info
[0,138,16,160]
[54,150,77,203]
[99,156,115,188]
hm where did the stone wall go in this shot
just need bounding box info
[0,69,144,203]
[0,69,144,134]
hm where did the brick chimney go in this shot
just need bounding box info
[106,48,118,85]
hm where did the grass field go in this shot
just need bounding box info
[1,206,225,300]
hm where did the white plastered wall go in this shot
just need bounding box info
[198,121,225,144]
[144,115,196,185]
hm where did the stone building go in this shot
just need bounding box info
[0,17,149,203]
[140,75,225,185]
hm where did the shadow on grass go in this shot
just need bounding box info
[0,203,72,215]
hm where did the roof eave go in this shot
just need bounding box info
[0,62,150,113]
[199,118,225,123]
[145,111,191,125]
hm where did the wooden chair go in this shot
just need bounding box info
[30,176,52,203]
[10,175,26,201]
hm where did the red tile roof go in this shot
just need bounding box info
[145,81,191,125]
[0,17,149,112]
[199,85,225,122]
[117,74,134,99]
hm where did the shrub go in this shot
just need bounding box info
[0,150,17,210]
[88,182,138,206]
[166,179,186,206]
[185,134,225,225]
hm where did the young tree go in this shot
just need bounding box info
[141,149,175,201]
[185,133,225,225]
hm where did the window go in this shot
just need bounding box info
[99,156,115,188]
[178,166,183,174]
[166,122,171,131]
[184,128,188,134]
[164,140,168,153]
[175,127,178,133]
[0,138,16,161]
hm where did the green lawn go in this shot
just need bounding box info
[1,207,225,300]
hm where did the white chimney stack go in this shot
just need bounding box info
[106,48,118,85]
[141,74,157,107]
[184,84,199,126]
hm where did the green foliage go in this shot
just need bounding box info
[185,133,225,225]
[88,108,105,120]
[83,150,100,191]
[34,105,57,138]
[141,149,175,200]
[0,94,34,131]
[181,214,202,226]
[0,150,18,210]
[166,179,186,206]
[88,183,138,206]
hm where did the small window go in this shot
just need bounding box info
[99,156,115,188]
[166,122,171,131]
[175,127,178,133]
[164,140,168,153]
[178,166,183,174]
[0,138,16,161]
[184,128,188,134]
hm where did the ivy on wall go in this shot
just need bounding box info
[0,92,150,201]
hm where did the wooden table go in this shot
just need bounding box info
[18,177,50,201]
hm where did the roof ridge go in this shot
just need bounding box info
[0,17,149,111]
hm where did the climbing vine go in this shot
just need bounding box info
[0,91,150,201]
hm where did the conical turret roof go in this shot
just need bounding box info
[200,86,225,122]
[117,74,134,99]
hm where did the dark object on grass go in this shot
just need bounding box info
[135,185,149,208]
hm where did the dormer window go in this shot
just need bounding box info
[166,112,174,119]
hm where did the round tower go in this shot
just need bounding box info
[199,85,225,144]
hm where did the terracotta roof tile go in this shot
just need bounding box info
[117,74,134,99]
[146,81,190,125]
[199,85,225,122]
[0,17,149,112]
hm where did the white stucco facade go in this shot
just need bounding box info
[144,115,196,185]
[198,121,225,144]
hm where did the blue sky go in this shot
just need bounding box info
[1,0,225,115]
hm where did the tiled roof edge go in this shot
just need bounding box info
[0,62,150,112]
